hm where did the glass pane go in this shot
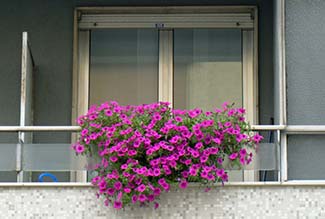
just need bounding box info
[90,29,159,106]
[23,144,87,171]
[0,144,17,171]
[0,133,19,181]
[174,29,242,111]
[245,143,278,171]
[288,135,325,180]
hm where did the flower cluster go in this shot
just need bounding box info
[73,101,263,209]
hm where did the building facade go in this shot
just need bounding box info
[1,0,325,218]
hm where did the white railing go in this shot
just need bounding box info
[1,125,325,133]
[1,124,325,185]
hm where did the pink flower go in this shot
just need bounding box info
[153,168,161,176]
[161,183,170,191]
[147,194,155,202]
[110,156,118,163]
[91,176,100,185]
[175,116,183,122]
[158,178,166,186]
[153,187,161,196]
[105,110,113,117]
[117,191,123,201]
[114,181,122,190]
[154,202,159,209]
[128,150,137,156]
[240,157,246,165]
[179,180,188,189]
[137,184,146,192]
[75,144,85,154]
[195,142,203,150]
[182,171,189,178]
[189,168,198,176]
[131,195,137,203]
[224,122,232,127]
[107,188,115,196]
[240,148,247,157]
[134,178,142,185]
[124,188,131,193]
[81,129,88,136]
[138,194,147,202]
[253,134,264,143]
[212,138,221,145]
[200,156,208,163]
[229,153,238,160]
[216,169,225,177]
[113,201,122,209]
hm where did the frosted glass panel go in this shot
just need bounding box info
[23,144,87,171]
[288,135,325,180]
[90,29,159,106]
[0,144,16,171]
[246,143,278,171]
[174,29,242,111]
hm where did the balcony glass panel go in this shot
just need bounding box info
[288,135,325,180]
[22,144,87,171]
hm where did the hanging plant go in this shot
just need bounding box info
[73,101,263,209]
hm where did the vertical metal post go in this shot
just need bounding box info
[18,32,28,182]
[158,30,174,106]
[74,30,90,183]
[275,0,287,182]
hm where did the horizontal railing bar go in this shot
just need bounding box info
[4,181,325,187]
[0,126,81,132]
[251,125,286,131]
[0,125,325,133]
[0,125,285,132]
[286,125,325,134]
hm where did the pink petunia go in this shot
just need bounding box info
[107,188,115,196]
[110,156,118,163]
[75,144,85,154]
[138,194,147,202]
[137,184,146,192]
[113,201,122,209]
[179,180,188,189]
[153,187,161,196]
[114,181,122,190]
[131,195,137,204]
[123,188,131,193]
[229,153,238,160]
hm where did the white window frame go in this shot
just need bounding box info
[72,6,258,182]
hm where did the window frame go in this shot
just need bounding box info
[72,6,259,182]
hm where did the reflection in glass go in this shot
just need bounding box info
[174,29,243,111]
[90,29,159,106]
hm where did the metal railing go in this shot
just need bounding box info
[2,124,325,133]
[1,124,325,185]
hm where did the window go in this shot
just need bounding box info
[73,6,258,182]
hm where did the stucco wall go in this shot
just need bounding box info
[0,185,324,218]
[286,0,325,180]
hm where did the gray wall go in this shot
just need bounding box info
[0,0,274,144]
[286,0,325,180]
